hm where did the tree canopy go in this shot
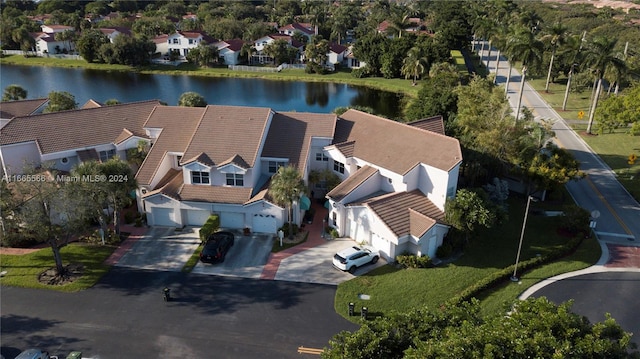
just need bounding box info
[44,91,77,113]
[323,297,638,359]
[269,165,306,238]
[2,84,27,101]
[178,92,207,107]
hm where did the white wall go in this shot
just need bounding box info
[0,142,41,175]
[419,164,449,211]
[151,152,176,188]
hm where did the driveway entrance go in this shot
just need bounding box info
[115,227,201,271]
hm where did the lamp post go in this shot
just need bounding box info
[511,195,537,282]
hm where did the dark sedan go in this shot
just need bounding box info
[200,231,235,264]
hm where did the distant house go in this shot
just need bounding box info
[99,27,132,43]
[327,43,348,67]
[30,24,76,55]
[0,98,48,129]
[343,46,366,69]
[154,31,217,58]
[253,34,304,64]
[278,22,317,40]
[215,39,246,65]
[377,18,433,38]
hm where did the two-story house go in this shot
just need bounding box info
[99,27,132,43]
[154,31,217,58]
[30,24,75,55]
[252,34,304,64]
[277,23,317,41]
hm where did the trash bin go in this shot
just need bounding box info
[66,352,82,359]
[361,306,368,320]
[348,302,355,316]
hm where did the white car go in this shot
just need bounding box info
[332,245,379,273]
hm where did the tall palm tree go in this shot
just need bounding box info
[541,22,569,92]
[562,32,586,110]
[582,36,627,134]
[401,47,427,85]
[269,165,307,239]
[490,25,508,84]
[507,26,544,120]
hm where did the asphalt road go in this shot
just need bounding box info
[531,271,640,345]
[1,267,358,359]
[481,42,640,245]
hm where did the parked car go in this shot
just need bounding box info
[199,231,235,263]
[332,245,379,273]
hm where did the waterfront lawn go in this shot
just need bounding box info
[334,195,600,322]
[0,243,115,292]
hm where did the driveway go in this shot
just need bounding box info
[274,238,387,285]
[115,227,201,271]
[192,232,274,279]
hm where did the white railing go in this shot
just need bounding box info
[228,65,280,72]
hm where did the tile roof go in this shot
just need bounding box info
[327,165,379,202]
[262,111,337,172]
[407,115,445,135]
[180,184,253,204]
[81,99,103,109]
[178,30,217,43]
[114,128,134,144]
[329,42,347,54]
[217,39,246,52]
[99,27,132,36]
[183,152,215,167]
[0,100,161,155]
[334,110,462,173]
[0,98,48,119]
[136,106,206,185]
[182,105,273,169]
[217,154,250,169]
[279,23,315,35]
[365,190,443,237]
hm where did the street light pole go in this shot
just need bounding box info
[511,195,537,282]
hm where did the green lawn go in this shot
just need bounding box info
[334,195,600,322]
[451,50,468,75]
[0,243,115,292]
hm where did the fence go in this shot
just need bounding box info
[228,63,306,72]
[1,50,82,60]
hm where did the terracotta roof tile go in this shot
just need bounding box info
[114,128,134,144]
[366,190,443,237]
[327,165,379,201]
[183,106,272,169]
[81,99,103,109]
[143,168,183,200]
[334,110,462,173]
[262,112,336,172]
[183,152,215,167]
[218,154,250,169]
[0,98,48,118]
[408,208,437,238]
[1,100,161,155]
[407,115,445,135]
[179,185,253,204]
[136,106,206,185]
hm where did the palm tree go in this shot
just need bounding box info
[490,25,508,84]
[541,22,569,92]
[562,32,586,110]
[240,43,256,65]
[2,84,27,101]
[507,26,544,120]
[472,16,492,59]
[401,47,427,85]
[582,36,627,134]
[269,165,307,239]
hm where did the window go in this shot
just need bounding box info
[352,59,360,68]
[268,161,285,173]
[188,39,194,44]
[332,212,337,226]
[176,155,182,167]
[315,153,328,162]
[99,149,116,162]
[172,38,179,44]
[192,171,210,184]
[226,173,244,186]
[333,160,345,174]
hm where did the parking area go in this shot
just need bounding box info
[192,232,274,278]
[273,238,387,285]
[115,226,201,271]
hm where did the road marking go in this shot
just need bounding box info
[585,176,634,237]
[298,346,323,355]
[595,231,635,239]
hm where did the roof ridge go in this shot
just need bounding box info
[10,99,161,120]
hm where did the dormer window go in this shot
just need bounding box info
[226,173,244,186]
[99,149,116,162]
[268,161,286,173]
[333,160,345,174]
[191,171,210,184]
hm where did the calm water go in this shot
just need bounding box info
[0,65,403,118]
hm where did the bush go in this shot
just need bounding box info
[396,253,433,268]
[199,215,220,242]
[436,242,453,258]
[82,228,121,245]
[350,67,368,78]
[279,223,299,237]
[560,204,590,235]
[628,121,640,136]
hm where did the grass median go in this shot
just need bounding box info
[0,243,115,292]
[334,193,601,322]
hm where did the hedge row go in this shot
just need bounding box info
[445,235,584,307]
[396,254,433,269]
[199,215,220,242]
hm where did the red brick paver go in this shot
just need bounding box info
[260,201,328,280]
[103,224,148,265]
[605,244,640,268]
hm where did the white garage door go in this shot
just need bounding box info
[252,214,277,234]
[151,208,178,227]
[185,210,211,226]
[372,232,391,260]
[220,212,244,229]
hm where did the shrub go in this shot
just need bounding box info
[82,228,121,245]
[199,215,220,242]
[436,242,453,258]
[351,67,368,78]
[279,223,299,237]
[628,121,640,136]
[560,204,590,235]
[396,253,433,268]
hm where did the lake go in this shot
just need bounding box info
[0,65,404,118]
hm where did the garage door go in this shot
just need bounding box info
[151,208,178,227]
[252,214,277,234]
[220,212,244,229]
[371,232,391,260]
[185,209,211,226]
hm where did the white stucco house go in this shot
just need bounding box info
[0,101,462,261]
[277,23,317,40]
[30,24,76,55]
[252,34,304,64]
[98,27,132,43]
[214,39,246,65]
[154,31,217,58]
[327,43,348,67]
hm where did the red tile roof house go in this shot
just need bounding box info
[30,24,76,55]
[98,27,133,43]
[0,103,462,261]
[154,31,218,59]
[253,34,304,65]
[214,39,247,66]
[277,22,318,41]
